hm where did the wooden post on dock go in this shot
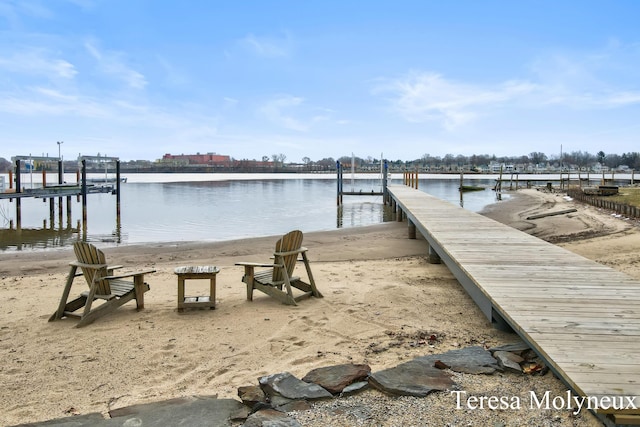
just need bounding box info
[57,160,63,224]
[336,161,343,206]
[81,159,87,227]
[116,160,121,216]
[15,159,22,228]
[382,160,388,204]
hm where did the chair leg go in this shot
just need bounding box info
[133,274,146,310]
[302,253,323,298]
[50,266,78,321]
[243,266,256,301]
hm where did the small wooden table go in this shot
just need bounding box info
[174,266,220,312]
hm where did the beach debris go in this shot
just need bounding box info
[523,362,547,375]
[526,208,578,220]
[302,363,371,394]
[259,372,332,400]
[64,407,80,415]
[372,329,443,352]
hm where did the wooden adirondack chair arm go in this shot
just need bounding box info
[273,247,308,257]
[69,260,109,269]
[103,269,156,280]
[235,262,280,268]
[69,261,124,277]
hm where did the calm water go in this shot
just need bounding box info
[0,173,506,252]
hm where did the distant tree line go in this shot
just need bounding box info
[329,150,640,171]
[2,150,639,173]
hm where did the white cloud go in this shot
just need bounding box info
[241,32,292,58]
[0,50,77,79]
[377,47,640,130]
[376,72,537,129]
[223,97,239,107]
[259,95,308,131]
[84,40,147,89]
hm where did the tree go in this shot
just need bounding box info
[272,153,287,168]
[262,156,269,162]
[301,156,311,165]
[597,151,606,164]
[529,152,547,165]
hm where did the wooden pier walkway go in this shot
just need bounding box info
[387,184,640,426]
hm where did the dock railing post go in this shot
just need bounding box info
[15,159,21,229]
[116,160,121,216]
[336,161,342,206]
[382,160,388,204]
[57,160,63,225]
[81,159,87,233]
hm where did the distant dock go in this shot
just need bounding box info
[2,155,122,233]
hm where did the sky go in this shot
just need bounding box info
[1,1,640,163]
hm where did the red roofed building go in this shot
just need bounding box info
[162,153,231,167]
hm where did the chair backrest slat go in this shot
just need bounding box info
[73,242,111,295]
[272,230,303,282]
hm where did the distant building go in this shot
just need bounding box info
[162,152,231,167]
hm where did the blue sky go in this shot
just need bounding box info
[1,1,639,163]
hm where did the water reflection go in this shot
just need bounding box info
[0,224,79,251]
[1,177,505,251]
[336,201,393,228]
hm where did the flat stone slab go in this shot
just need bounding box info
[369,346,500,397]
[11,413,106,427]
[259,372,332,400]
[12,396,244,427]
[416,346,500,374]
[302,363,371,394]
[108,396,244,426]
[489,341,531,355]
[243,409,302,427]
[341,381,369,396]
[369,360,454,397]
[494,350,524,372]
[238,385,267,407]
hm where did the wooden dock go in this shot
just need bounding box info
[387,184,640,426]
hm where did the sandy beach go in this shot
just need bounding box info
[1,188,638,426]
